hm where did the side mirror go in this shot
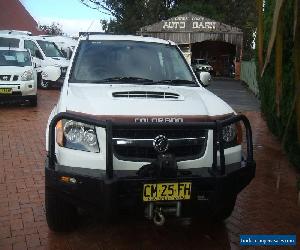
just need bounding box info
[68,50,73,60]
[61,49,68,58]
[194,70,201,81]
[196,71,212,87]
[35,50,43,60]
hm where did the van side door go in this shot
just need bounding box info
[24,40,43,72]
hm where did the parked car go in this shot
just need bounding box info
[45,35,255,231]
[0,47,37,106]
[0,33,69,89]
[40,35,77,59]
[191,58,214,74]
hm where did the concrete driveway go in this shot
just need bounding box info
[208,79,260,112]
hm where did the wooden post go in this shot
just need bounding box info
[275,7,283,117]
[257,0,264,75]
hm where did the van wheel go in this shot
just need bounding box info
[28,95,37,107]
[39,79,50,89]
[45,187,78,232]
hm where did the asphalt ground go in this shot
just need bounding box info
[208,79,260,112]
[0,81,299,250]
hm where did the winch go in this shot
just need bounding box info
[145,201,182,226]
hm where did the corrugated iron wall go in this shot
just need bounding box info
[241,60,259,96]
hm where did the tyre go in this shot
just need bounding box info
[210,194,237,221]
[39,78,50,89]
[28,95,37,107]
[45,187,78,232]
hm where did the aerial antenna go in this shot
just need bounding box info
[85,20,95,40]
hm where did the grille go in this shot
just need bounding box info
[0,75,11,81]
[112,126,208,161]
[112,91,180,99]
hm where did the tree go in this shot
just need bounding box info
[80,0,175,34]
[80,0,256,56]
[39,22,64,36]
[169,0,256,59]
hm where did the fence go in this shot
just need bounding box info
[240,60,259,97]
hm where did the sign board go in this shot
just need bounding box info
[140,12,242,34]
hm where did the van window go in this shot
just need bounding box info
[24,40,42,58]
[0,50,31,67]
[37,40,64,58]
[0,37,20,47]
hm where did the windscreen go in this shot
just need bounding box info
[0,50,32,67]
[0,37,20,48]
[70,40,195,85]
[37,40,64,57]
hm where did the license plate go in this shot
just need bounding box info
[0,88,12,94]
[143,182,192,202]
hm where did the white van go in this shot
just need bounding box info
[0,33,69,89]
[0,47,37,106]
[40,35,77,59]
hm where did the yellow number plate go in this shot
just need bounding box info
[0,88,12,94]
[143,182,192,202]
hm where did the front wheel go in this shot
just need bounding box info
[45,187,78,232]
[28,95,37,107]
[39,78,50,89]
[210,194,237,221]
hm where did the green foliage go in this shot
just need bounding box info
[81,0,256,57]
[39,22,64,36]
[258,0,300,168]
[169,0,256,58]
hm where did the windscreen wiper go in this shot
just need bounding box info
[99,77,154,83]
[153,79,198,86]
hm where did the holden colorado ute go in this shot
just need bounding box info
[45,35,255,231]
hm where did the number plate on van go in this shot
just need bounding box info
[143,182,192,202]
[0,88,12,94]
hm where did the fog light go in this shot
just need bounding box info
[69,177,77,184]
[60,176,77,184]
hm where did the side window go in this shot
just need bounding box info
[24,40,42,58]
[165,49,192,80]
[0,38,20,47]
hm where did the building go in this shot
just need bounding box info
[139,12,243,78]
[0,0,44,35]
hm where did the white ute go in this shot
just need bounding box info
[45,35,255,231]
[0,47,37,106]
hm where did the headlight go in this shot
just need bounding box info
[222,124,237,147]
[56,120,100,153]
[21,70,33,81]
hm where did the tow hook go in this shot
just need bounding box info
[153,207,165,226]
[145,201,181,226]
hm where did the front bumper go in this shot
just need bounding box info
[0,81,36,97]
[0,93,36,102]
[46,112,256,217]
[45,159,255,216]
